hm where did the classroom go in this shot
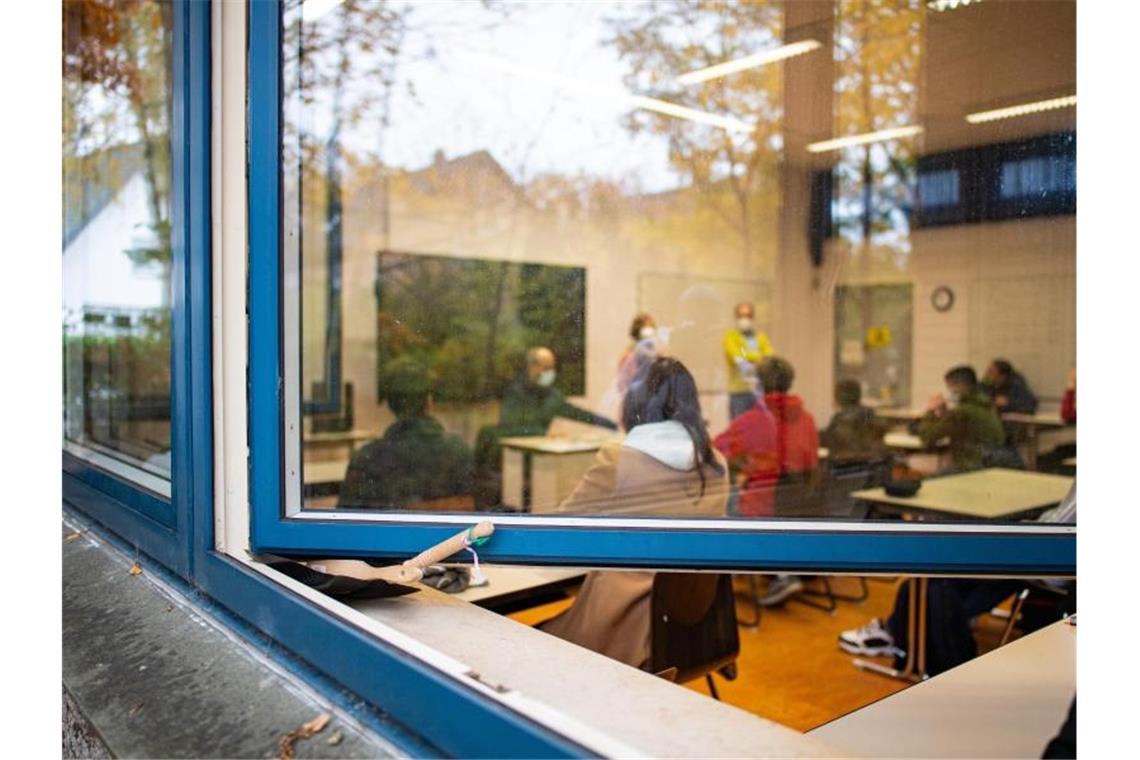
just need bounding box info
[58,0,1086,756]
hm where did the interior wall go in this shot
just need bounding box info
[773,213,1076,425]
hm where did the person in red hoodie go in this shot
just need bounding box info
[713,392,779,517]
[759,356,820,483]
[753,355,821,606]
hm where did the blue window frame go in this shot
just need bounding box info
[61,1,1076,755]
[244,1,1074,577]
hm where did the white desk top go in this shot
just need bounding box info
[500,435,621,455]
[453,564,586,604]
[303,460,348,485]
[1001,411,1067,427]
[812,620,1075,758]
[347,585,844,758]
[883,431,947,451]
[305,429,375,444]
[852,468,1074,519]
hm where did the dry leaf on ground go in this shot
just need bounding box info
[276,712,331,760]
[65,531,83,542]
[326,730,343,746]
[129,561,143,576]
[128,702,145,718]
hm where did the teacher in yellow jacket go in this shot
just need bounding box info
[724,302,774,420]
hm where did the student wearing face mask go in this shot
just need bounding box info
[498,346,618,437]
[723,302,774,419]
[913,365,1006,472]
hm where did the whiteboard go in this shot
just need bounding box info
[637,273,772,393]
[968,274,1075,402]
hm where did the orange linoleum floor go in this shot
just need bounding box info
[509,575,1013,733]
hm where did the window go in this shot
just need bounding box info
[63,0,174,492]
[248,0,1075,574]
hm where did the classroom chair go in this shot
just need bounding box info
[648,573,740,700]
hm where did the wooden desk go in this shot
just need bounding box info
[302,460,349,498]
[852,468,1073,520]
[454,564,586,611]
[812,619,1076,758]
[304,429,375,457]
[875,407,925,423]
[500,435,620,512]
[1001,412,1070,470]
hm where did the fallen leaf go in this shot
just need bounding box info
[129,561,143,576]
[65,531,83,542]
[128,702,145,717]
[326,730,343,746]
[276,712,331,760]
[163,604,174,613]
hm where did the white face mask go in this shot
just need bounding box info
[536,369,557,387]
[736,317,754,333]
[945,389,961,407]
[638,326,656,340]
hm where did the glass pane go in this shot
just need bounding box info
[63,0,174,481]
[283,0,1075,527]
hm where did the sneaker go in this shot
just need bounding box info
[758,575,804,607]
[838,618,902,657]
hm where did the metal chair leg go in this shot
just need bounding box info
[705,673,720,701]
[1000,588,1031,646]
[734,574,762,628]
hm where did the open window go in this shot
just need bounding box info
[244,0,1076,575]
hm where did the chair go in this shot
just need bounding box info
[648,573,739,700]
[997,580,1074,645]
[737,463,883,617]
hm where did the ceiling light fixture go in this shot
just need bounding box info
[676,39,823,85]
[965,95,1077,124]
[806,125,924,153]
[461,53,755,133]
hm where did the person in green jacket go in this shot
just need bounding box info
[338,357,474,510]
[914,365,1007,473]
[498,347,617,436]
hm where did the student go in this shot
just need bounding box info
[753,356,821,606]
[538,357,729,668]
[981,358,1039,415]
[821,379,890,465]
[723,302,774,419]
[713,392,779,517]
[338,357,474,510]
[839,484,1076,675]
[499,346,618,436]
[913,365,1007,473]
[1061,367,1076,424]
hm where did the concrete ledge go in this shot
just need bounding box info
[62,519,406,759]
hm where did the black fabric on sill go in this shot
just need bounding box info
[267,559,419,600]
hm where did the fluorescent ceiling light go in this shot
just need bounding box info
[806,125,924,153]
[965,95,1076,124]
[302,0,345,23]
[927,0,983,11]
[676,39,823,85]
[461,53,755,133]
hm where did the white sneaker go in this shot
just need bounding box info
[758,575,804,607]
[839,618,903,657]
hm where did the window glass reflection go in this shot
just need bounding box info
[63,0,174,480]
[286,0,1076,526]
